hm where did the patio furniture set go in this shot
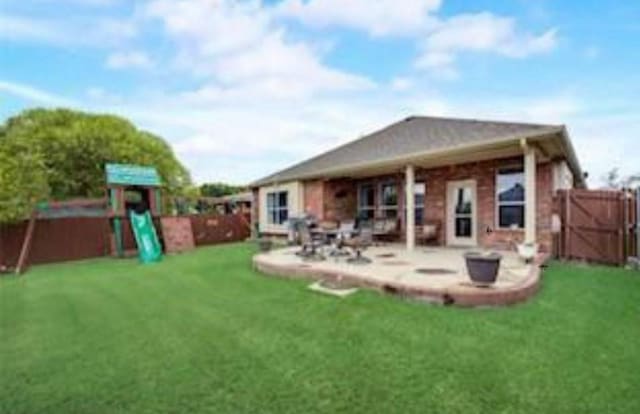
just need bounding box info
[295,218,374,264]
[280,216,509,286]
[287,215,440,265]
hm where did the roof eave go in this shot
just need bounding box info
[251,127,567,187]
[557,126,586,188]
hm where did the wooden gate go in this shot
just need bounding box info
[555,189,638,265]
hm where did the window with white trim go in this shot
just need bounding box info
[267,191,288,225]
[414,182,425,225]
[496,166,525,229]
[379,182,398,218]
[357,184,375,219]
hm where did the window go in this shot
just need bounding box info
[379,182,398,218]
[267,191,288,225]
[455,187,473,237]
[357,184,375,219]
[414,182,425,225]
[496,166,525,228]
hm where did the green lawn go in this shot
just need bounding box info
[1,243,639,414]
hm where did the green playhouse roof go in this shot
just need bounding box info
[105,163,162,187]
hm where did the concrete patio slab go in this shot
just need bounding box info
[253,244,544,307]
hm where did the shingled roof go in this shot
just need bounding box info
[252,116,578,186]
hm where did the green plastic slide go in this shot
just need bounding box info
[129,210,162,263]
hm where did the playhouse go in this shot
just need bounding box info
[106,163,163,262]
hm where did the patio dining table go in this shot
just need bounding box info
[311,227,357,258]
[311,228,356,241]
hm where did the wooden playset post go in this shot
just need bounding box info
[15,209,37,275]
[109,186,125,257]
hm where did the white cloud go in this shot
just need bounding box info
[390,77,413,91]
[144,0,270,57]
[0,80,76,106]
[211,31,374,95]
[417,12,557,73]
[415,51,455,69]
[143,0,374,97]
[273,3,557,77]
[0,15,66,44]
[3,1,631,188]
[566,113,640,187]
[276,0,441,36]
[106,51,154,70]
[6,77,636,188]
[0,14,137,47]
[425,13,557,57]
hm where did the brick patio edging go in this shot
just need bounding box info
[252,253,546,307]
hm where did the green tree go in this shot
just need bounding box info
[200,182,245,198]
[0,108,191,221]
[0,137,49,222]
[602,167,640,189]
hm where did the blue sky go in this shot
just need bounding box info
[1,0,639,185]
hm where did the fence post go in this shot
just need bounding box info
[636,189,640,258]
[564,190,571,260]
[0,225,4,267]
[15,211,37,275]
[618,189,629,266]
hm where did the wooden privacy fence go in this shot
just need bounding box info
[554,189,638,265]
[0,213,251,270]
[0,217,112,268]
[189,213,251,246]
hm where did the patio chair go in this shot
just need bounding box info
[337,219,355,238]
[416,220,440,245]
[372,218,399,243]
[326,219,355,258]
[296,221,325,261]
[344,226,373,264]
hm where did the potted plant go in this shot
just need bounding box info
[464,251,502,286]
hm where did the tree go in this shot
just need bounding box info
[0,108,191,221]
[0,138,49,222]
[199,182,246,198]
[602,168,640,189]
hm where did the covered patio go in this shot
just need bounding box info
[253,116,584,259]
[294,133,572,254]
[253,244,542,307]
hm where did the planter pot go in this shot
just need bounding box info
[257,239,273,253]
[464,252,502,285]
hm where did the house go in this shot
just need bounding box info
[250,116,584,252]
[209,192,253,215]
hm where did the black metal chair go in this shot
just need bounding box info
[296,221,325,261]
[344,226,373,264]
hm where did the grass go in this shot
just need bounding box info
[1,243,639,414]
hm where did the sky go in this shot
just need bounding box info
[1,0,639,186]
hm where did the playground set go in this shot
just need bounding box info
[10,164,165,274]
[106,163,163,263]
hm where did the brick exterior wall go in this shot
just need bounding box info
[300,156,555,252]
[303,180,325,219]
[322,179,357,222]
[418,157,553,251]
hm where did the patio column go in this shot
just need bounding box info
[523,141,537,244]
[405,165,415,251]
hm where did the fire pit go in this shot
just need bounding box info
[464,252,502,286]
